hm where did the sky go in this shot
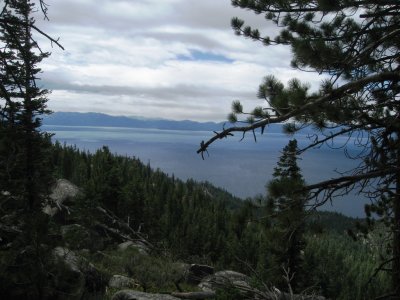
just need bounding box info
[35,0,323,122]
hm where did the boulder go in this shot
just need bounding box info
[53,247,108,298]
[199,270,326,300]
[108,275,138,289]
[198,270,251,292]
[52,247,86,299]
[186,264,214,284]
[50,179,80,204]
[118,240,150,255]
[43,179,80,217]
[111,290,179,300]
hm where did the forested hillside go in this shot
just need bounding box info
[51,142,240,263]
[47,142,390,299]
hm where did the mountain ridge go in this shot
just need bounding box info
[42,111,289,133]
[43,112,226,132]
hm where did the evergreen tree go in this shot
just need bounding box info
[265,139,306,292]
[197,2,400,296]
[0,1,62,298]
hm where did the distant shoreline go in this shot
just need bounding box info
[42,111,287,133]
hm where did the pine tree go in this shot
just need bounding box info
[265,139,306,292]
[197,2,400,296]
[0,1,60,298]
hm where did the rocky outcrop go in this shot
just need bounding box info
[198,270,325,300]
[198,270,250,292]
[108,275,138,289]
[43,179,151,252]
[118,240,150,255]
[52,247,86,299]
[112,290,179,300]
[53,247,108,299]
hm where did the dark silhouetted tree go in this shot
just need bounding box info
[0,1,63,298]
[197,1,400,297]
[265,139,306,292]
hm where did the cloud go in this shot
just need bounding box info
[34,0,323,121]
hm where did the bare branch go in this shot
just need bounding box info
[305,167,396,192]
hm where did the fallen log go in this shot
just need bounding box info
[171,291,216,299]
[95,206,154,249]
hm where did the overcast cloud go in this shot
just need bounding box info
[35,0,323,121]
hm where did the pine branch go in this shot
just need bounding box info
[0,18,64,50]
[197,71,400,155]
[235,1,399,15]
[305,167,397,192]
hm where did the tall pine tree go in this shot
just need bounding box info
[265,139,306,293]
[0,1,61,298]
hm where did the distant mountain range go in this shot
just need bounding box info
[43,112,226,131]
[43,112,288,133]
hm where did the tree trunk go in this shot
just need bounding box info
[23,0,35,211]
[393,142,400,298]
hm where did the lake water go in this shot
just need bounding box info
[44,125,369,217]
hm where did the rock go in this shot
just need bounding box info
[199,270,326,300]
[111,289,179,300]
[50,179,80,204]
[186,264,214,284]
[108,275,138,289]
[52,247,86,299]
[43,179,80,217]
[54,247,84,273]
[1,190,11,197]
[117,241,133,251]
[118,240,150,255]
[198,270,251,292]
[53,247,108,298]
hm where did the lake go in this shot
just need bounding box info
[43,125,369,217]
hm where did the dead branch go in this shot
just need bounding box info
[95,206,155,250]
[171,291,216,299]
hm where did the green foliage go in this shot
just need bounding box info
[50,143,392,298]
[304,231,391,299]
[0,226,63,299]
[125,253,183,292]
[84,247,188,294]
[200,1,400,297]
[215,286,245,300]
[232,100,243,114]
[264,139,307,292]
[0,1,58,298]
[227,112,238,123]
[0,0,53,211]
[51,143,240,265]
[307,211,358,234]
